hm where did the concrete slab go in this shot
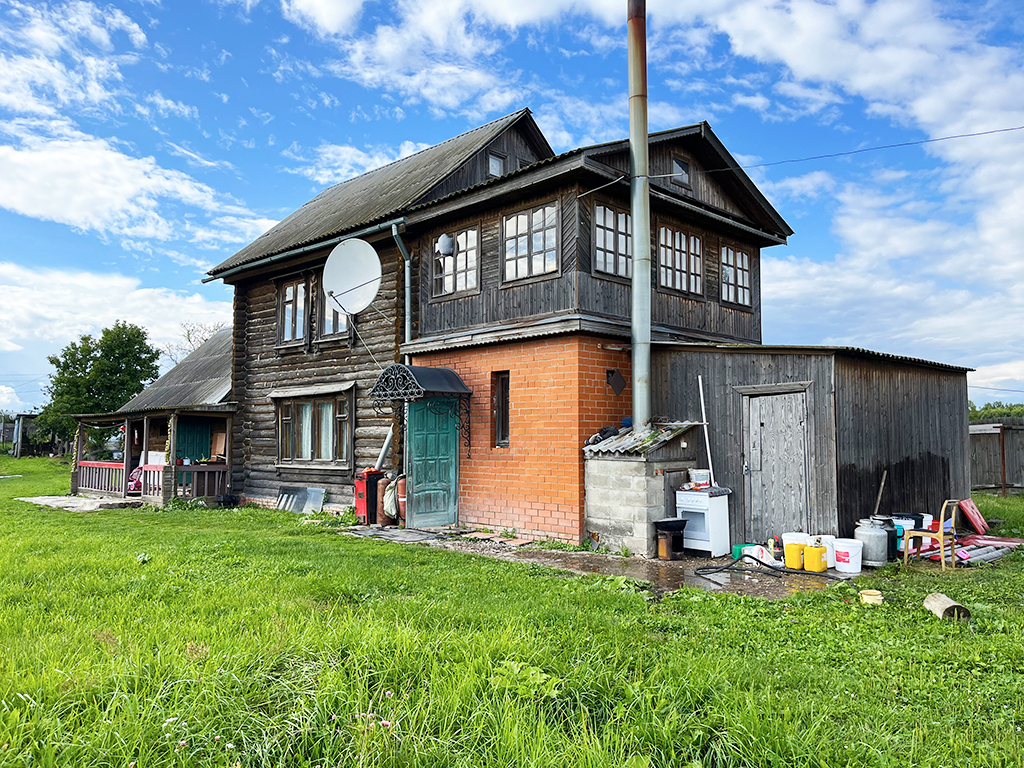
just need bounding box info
[17,495,144,511]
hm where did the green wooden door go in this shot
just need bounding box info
[407,398,459,528]
[176,418,212,461]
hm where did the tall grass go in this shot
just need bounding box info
[1,455,1022,766]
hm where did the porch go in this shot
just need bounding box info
[71,405,235,507]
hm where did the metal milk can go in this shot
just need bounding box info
[855,518,888,568]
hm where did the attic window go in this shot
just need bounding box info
[672,158,691,187]
[488,153,505,177]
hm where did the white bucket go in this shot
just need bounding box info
[782,531,810,549]
[833,538,863,574]
[814,534,837,568]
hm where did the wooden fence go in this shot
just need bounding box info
[77,461,124,495]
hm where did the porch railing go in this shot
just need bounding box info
[136,465,164,499]
[77,461,124,495]
[174,464,229,500]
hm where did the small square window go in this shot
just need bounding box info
[672,158,691,187]
[488,153,505,178]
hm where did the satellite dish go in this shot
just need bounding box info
[321,238,381,315]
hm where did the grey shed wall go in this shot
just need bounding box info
[651,348,838,545]
[970,418,1024,490]
[833,354,970,535]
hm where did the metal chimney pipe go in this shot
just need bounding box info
[628,0,652,429]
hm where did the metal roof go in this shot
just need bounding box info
[369,364,472,402]
[115,328,233,415]
[654,341,972,374]
[584,421,702,455]
[209,109,546,278]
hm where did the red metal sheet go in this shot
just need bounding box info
[958,499,990,534]
[960,534,1024,547]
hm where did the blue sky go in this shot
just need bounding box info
[2,0,1023,411]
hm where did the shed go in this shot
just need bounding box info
[970,418,1024,494]
[646,344,970,545]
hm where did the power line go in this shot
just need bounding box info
[968,384,1024,394]
[740,125,1024,170]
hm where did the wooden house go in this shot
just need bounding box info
[206,108,970,549]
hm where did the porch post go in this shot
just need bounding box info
[70,422,84,494]
[121,418,132,497]
[166,412,179,504]
[224,415,233,495]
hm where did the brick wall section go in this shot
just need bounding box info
[413,334,631,542]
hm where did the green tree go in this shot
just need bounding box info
[968,399,1024,421]
[36,321,161,443]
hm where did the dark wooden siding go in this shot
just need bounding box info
[230,246,401,506]
[833,355,970,535]
[578,195,762,342]
[590,143,745,218]
[970,419,1024,490]
[651,348,838,544]
[423,125,545,203]
[417,189,579,335]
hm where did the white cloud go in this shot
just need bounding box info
[165,141,235,171]
[280,0,365,36]
[284,139,429,185]
[144,91,198,120]
[0,385,29,410]
[0,261,232,355]
[0,118,250,241]
[761,170,836,203]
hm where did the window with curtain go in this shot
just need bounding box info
[277,394,352,466]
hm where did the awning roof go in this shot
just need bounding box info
[369,364,472,402]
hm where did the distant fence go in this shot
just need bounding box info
[971,418,1024,493]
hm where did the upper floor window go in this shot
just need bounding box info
[595,203,631,278]
[488,153,505,177]
[320,281,349,337]
[280,278,306,343]
[434,228,479,297]
[721,246,751,306]
[504,202,557,281]
[658,226,702,294]
[672,158,691,187]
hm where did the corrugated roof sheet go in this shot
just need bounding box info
[584,422,702,455]
[116,328,233,414]
[209,109,536,277]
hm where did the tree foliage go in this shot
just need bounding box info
[969,400,1024,421]
[36,322,161,442]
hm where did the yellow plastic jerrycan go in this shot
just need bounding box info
[784,542,805,570]
[804,544,828,573]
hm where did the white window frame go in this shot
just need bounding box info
[433,226,480,297]
[503,202,559,282]
[721,245,752,306]
[658,225,702,295]
[594,202,632,278]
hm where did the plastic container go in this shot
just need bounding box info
[814,535,836,568]
[833,538,863,574]
[688,468,711,488]
[784,542,805,570]
[782,531,810,549]
[804,544,828,572]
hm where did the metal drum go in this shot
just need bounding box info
[855,518,888,568]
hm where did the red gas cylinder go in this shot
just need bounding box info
[396,476,407,524]
[355,468,385,524]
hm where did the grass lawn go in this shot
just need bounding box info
[1,456,1023,767]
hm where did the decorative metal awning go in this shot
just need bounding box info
[369,364,473,453]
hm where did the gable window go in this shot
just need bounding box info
[595,203,631,278]
[721,246,751,306]
[672,157,691,187]
[488,153,505,177]
[277,393,353,466]
[320,280,349,337]
[658,226,702,295]
[280,278,306,343]
[493,371,510,447]
[434,227,479,297]
[504,202,557,281]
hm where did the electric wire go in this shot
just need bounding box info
[693,554,847,581]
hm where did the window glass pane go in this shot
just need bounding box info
[283,304,293,340]
[489,153,504,176]
[336,398,350,463]
[298,403,312,459]
[295,284,305,339]
[673,158,690,186]
[318,402,332,460]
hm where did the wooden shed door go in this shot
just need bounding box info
[746,392,810,542]
[407,398,459,528]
